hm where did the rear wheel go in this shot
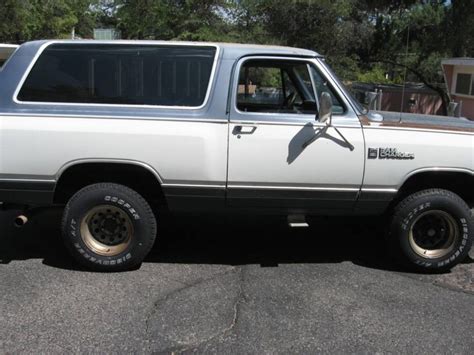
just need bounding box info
[389,189,472,272]
[61,183,157,271]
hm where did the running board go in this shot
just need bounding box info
[287,214,309,228]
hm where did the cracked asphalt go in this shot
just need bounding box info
[0,208,473,353]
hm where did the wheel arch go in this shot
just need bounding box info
[53,159,166,208]
[392,168,474,208]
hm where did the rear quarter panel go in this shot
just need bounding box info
[0,115,228,185]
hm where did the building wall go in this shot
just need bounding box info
[443,63,474,120]
[93,29,121,40]
[452,94,474,120]
[443,65,454,92]
[380,89,443,115]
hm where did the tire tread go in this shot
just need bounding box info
[389,188,473,272]
[61,182,157,271]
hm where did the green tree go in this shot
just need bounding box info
[367,1,452,113]
[34,0,79,39]
[115,0,230,41]
[243,0,374,81]
[446,0,474,57]
[72,0,100,38]
[115,0,174,39]
[0,0,39,43]
[1,0,473,116]
[0,0,97,42]
[221,0,271,43]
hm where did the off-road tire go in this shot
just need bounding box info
[61,183,157,271]
[389,189,473,273]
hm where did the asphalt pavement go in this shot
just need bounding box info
[0,208,473,353]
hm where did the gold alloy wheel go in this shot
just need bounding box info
[80,205,134,256]
[408,210,459,259]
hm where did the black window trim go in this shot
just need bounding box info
[13,40,220,110]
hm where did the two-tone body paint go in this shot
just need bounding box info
[1,40,473,215]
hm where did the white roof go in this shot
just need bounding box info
[0,44,19,60]
[441,58,474,66]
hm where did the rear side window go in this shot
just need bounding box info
[17,43,217,107]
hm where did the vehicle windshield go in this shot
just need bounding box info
[317,58,368,114]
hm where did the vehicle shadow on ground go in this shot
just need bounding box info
[0,208,471,273]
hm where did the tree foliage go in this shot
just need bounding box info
[0,0,97,42]
[0,0,472,112]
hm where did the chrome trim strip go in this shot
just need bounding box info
[0,179,399,194]
[162,183,225,189]
[362,124,474,136]
[361,188,398,193]
[13,41,221,111]
[162,182,363,192]
[227,185,359,192]
[229,119,360,128]
[0,112,227,124]
[0,178,55,183]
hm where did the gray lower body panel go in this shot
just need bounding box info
[163,185,395,215]
[354,190,397,214]
[0,180,396,215]
[162,185,226,211]
[227,187,358,213]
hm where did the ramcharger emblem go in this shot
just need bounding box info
[368,148,415,160]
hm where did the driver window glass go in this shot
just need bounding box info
[309,66,346,115]
[282,70,303,106]
[237,60,317,114]
[238,66,284,108]
[295,65,315,101]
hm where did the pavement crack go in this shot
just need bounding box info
[398,269,474,296]
[180,266,246,354]
[220,265,245,336]
[143,267,239,352]
[155,266,246,354]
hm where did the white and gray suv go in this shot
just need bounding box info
[0,40,472,271]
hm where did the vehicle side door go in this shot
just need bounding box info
[226,56,365,214]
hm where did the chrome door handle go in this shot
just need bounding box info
[234,125,257,134]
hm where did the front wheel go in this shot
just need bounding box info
[389,189,473,272]
[61,183,157,271]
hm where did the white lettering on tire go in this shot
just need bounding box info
[104,195,140,220]
[401,202,431,231]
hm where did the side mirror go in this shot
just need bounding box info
[318,92,332,125]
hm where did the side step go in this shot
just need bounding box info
[287,214,309,228]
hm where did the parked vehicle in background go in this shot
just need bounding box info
[0,44,18,67]
[0,40,472,272]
